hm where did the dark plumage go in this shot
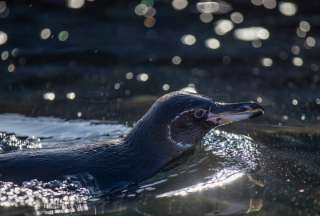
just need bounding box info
[0,91,263,194]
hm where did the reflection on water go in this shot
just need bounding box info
[156,169,245,198]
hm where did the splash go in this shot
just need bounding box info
[0,132,41,153]
[203,129,260,169]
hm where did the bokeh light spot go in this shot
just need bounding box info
[137,73,149,82]
[181,34,196,46]
[67,0,85,9]
[172,56,182,65]
[205,38,220,50]
[43,92,56,101]
[214,19,234,35]
[0,31,8,46]
[162,84,170,91]
[172,0,188,10]
[261,57,273,67]
[40,28,51,40]
[58,31,69,42]
[66,92,76,100]
[230,12,244,24]
[279,2,297,16]
[292,57,303,67]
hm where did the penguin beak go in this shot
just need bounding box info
[206,102,264,126]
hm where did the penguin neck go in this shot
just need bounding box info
[124,119,182,163]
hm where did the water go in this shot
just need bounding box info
[0,114,319,215]
[1,0,320,215]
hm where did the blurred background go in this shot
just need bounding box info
[0,0,319,124]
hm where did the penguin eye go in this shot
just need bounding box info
[193,109,207,119]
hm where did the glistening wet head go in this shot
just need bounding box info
[130,91,264,150]
[167,94,264,146]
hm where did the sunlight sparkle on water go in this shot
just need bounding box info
[114,82,121,90]
[197,1,232,14]
[0,31,8,46]
[292,57,303,67]
[205,38,220,50]
[58,31,69,42]
[135,3,149,16]
[263,0,277,9]
[181,34,196,46]
[126,72,134,80]
[67,0,85,9]
[257,97,263,103]
[291,45,300,55]
[199,13,213,23]
[156,169,245,198]
[214,19,233,35]
[1,50,9,60]
[162,84,170,91]
[172,0,188,10]
[40,28,51,40]
[230,12,244,24]
[299,21,311,33]
[0,1,7,14]
[172,56,182,65]
[144,17,156,28]
[234,27,270,41]
[43,92,56,101]
[261,57,273,67]
[305,36,316,48]
[279,2,297,16]
[137,73,149,82]
[292,99,298,106]
[66,92,76,100]
[8,64,15,72]
[196,2,219,14]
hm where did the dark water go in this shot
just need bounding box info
[1,0,320,215]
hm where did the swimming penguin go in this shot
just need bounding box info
[0,91,263,194]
